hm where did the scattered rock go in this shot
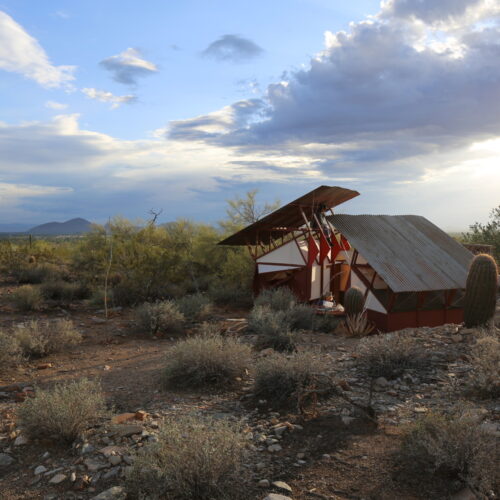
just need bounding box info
[34,465,47,475]
[0,453,14,466]
[267,444,282,453]
[264,494,292,500]
[14,434,29,446]
[99,445,124,457]
[108,455,122,466]
[258,479,270,487]
[451,487,476,500]
[49,473,66,484]
[111,413,136,425]
[91,486,126,500]
[36,363,53,370]
[111,424,143,437]
[272,481,292,493]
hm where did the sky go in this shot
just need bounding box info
[0,0,499,231]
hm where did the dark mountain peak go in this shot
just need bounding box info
[28,218,93,235]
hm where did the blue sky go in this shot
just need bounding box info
[0,0,499,230]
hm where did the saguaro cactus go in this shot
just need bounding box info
[463,253,498,328]
[344,286,365,316]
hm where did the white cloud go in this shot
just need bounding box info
[100,48,157,85]
[81,88,136,109]
[45,100,68,110]
[0,11,75,88]
[202,34,264,63]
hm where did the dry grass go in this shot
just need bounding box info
[127,414,247,500]
[355,331,428,379]
[18,378,106,442]
[0,331,22,371]
[162,328,252,389]
[10,285,43,311]
[253,350,324,407]
[134,300,185,336]
[14,319,81,358]
[399,409,499,495]
[465,335,500,398]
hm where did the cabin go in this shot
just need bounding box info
[218,186,474,332]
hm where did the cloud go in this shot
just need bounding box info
[100,48,157,85]
[45,101,68,110]
[82,88,136,109]
[0,11,75,88]
[202,34,264,62]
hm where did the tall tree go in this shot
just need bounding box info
[462,205,500,263]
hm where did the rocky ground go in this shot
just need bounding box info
[0,282,499,500]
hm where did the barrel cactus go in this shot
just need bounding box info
[344,286,365,316]
[464,253,498,328]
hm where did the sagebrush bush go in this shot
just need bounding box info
[288,303,315,330]
[466,336,500,398]
[135,301,185,336]
[399,410,499,495]
[253,351,323,407]
[18,378,106,442]
[16,263,62,284]
[162,329,252,389]
[209,283,253,309]
[249,306,297,352]
[11,285,43,311]
[355,332,427,379]
[254,287,297,311]
[312,313,339,333]
[175,293,213,321]
[40,280,80,303]
[127,415,246,500]
[0,332,22,371]
[14,319,81,358]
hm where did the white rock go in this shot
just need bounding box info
[90,486,127,500]
[49,473,66,484]
[34,465,47,475]
[264,494,292,500]
[14,435,29,446]
[267,444,282,453]
[272,481,292,493]
[258,479,270,487]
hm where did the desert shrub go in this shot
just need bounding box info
[18,378,106,442]
[312,313,339,333]
[40,280,87,303]
[355,332,427,379]
[10,285,43,311]
[254,287,297,311]
[253,350,324,407]
[399,410,499,495]
[175,293,213,322]
[465,336,500,398]
[162,329,252,389]
[345,312,375,337]
[288,303,315,330]
[16,263,62,284]
[249,306,297,352]
[135,301,185,336]
[0,332,22,371]
[209,283,254,309]
[14,319,81,358]
[127,414,246,500]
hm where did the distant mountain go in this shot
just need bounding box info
[28,218,93,235]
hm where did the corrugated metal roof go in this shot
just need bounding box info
[329,214,473,292]
[219,185,359,246]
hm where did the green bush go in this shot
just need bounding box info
[16,263,62,284]
[355,332,427,379]
[466,335,500,399]
[40,280,79,303]
[14,319,81,358]
[162,329,252,389]
[249,306,297,352]
[254,287,297,311]
[10,285,43,311]
[253,351,323,407]
[175,293,213,321]
[18,378,106,442]
[0,332,22,371]
[399,410,499,495]
[127,414,246,500]
[135,301,185,336]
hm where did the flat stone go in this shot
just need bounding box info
[34,465,47,475]
[108,455,122,466]
[99,445,124,457]
[258,479,270,487]
[81,443,95,454]
[272,481,292,493]
[111,413,136,425]
[90,486,127,500]
[451,488,476,500]
[267,444,282,453]
[14,434,29,446]
[102,467,120,480]
[111,424,143,437]
[274,426,288,437]
[49,473,66,484]
[84,458,108,472]
[0,453,14,466]
[264,495,292,500]
[480,422,500,437]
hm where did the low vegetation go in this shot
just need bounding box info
[175,293,213,321]
[18,378,106,442]
[355,331,427,379]
[465,335,500,398]
[253,350,324,407]
[0,331,22,371]
[14,319,81,358]
[16,263,63,284]
[162,328,252,389]
[10,285,43,311]
[254,287,297,311]
[127,415,246,500]
[399,410,499,495]
[249,306,297,352]
[134,300,185,336]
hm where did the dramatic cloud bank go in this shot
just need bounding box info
[100,48,158,85]
[202,34,264,62]
[0,11,75,88]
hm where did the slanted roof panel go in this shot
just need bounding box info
[218,185,359,246]
[329,214,473,292]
